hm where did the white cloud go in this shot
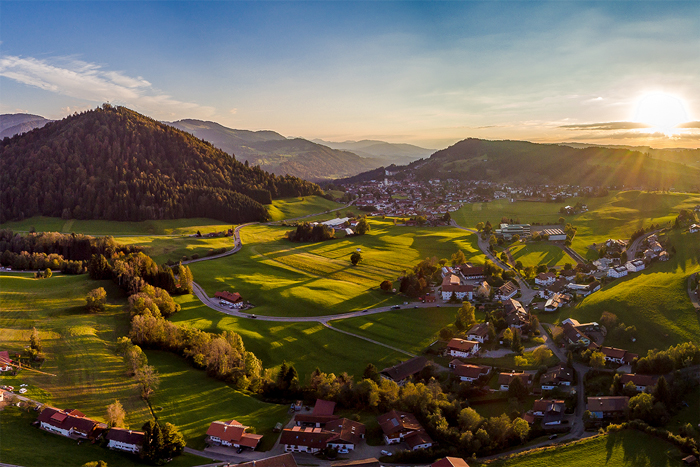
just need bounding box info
[0,55,214,117]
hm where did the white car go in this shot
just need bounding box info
[380,450,392,456]
[19,388,27,394]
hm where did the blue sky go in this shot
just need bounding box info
[1,1,699,148]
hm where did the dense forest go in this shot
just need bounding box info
[0,105,321,224]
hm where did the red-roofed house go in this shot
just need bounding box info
[215,291,242,304]
[446,338,480,358]
[281,427,335,453]
[377,410,422,445]
[498,372,532,391]
[325,418,366,453]
[620,374,659,392]
[37,407,103,439]
[432,457,470,467]
[0,351,12,372]
[452,363,491,382]
[206,420,263,449]
[295,399,340,427]
[404,430,434,450]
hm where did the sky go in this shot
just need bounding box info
[1,1,699,149]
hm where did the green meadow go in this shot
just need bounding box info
[188,219,485,317]
[541,230,700,354]
[171,294,409,379]
[487,430,684,467]
[116,234,236,265]
[266,196,343,221]
[508,243,570,268]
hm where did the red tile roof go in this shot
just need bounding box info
[453,364,490,380]
[0,350,12,365]
[280,427,334,449]
[325,418,366,445]
[447,338,478,352]
[377,410,421,437]
[431,458,470,467]
[106,428,145,446]
[237,453,298,467]
[214,291,241,302]
[313,399,336,416]
[404,430,433,449]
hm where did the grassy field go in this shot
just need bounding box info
[544,230,700,354]
[508,243,570,268]
[488,430,685,467]
[332,307,480,355]
[0,406,209,467]
[145,351,290,451]
[188,219,485,317]
[171,294,409,379]
[267,196,343,222]
[116,234,236,265]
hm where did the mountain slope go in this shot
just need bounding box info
[0,105,321,224]
[313,138,433,163]
[0,113,53,138]
[168,119,381,181]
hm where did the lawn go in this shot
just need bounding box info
[550,230,700,354]
[188,218,485,317]
[468,347,560,371]
[0,406,209,467]
[332,307,481,354]
[487,430,685,467]
[144,350,290,451]
[171,294,409,379]
[266,196,344,222]
[668,386,700,431]
[508,243,570,268]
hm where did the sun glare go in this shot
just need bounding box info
[633,92,690,134]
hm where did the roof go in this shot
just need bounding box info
[294,414,340,425]
[0,350,11,365]
[498,372,532,386]
[443,283,474,293]
[432,457,470,467]
[280,427,335,449]
[536,272,556,280]
[540,362,574,385]
[453,363,490,379]
[325,418,366,445]
[599,346,628,359]
[621,374,658,388]
[377,410,422,436]
[313,399,336,416]
[214,291,241,302]
[459,265,484,277]
[560,269,576,277]
[442,274,461,287]
[237,453,298,467]
[106,428,145,446]
[404,429,433,449]
[207,420,246,442]
[533,399,565,413]
[562,322,589,343]
[543,228,566,236]
[380,356,428,382]
[37,407,100,435]
[586,396,629,412]
[332,459,380,467]
[466,323,489,338]
[447,338,478,352]
[498,281,518,295]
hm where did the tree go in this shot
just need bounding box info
[43,268,52,278]
[629,392,654,421]
[380,280,392,292]
[135,365,160,399]
[363,363,380,383]
[558,216,565,225]
[476,222,485,232]
[451,250,466,266]
[515,260,523,270]
[502,328,513,347]
[141,420,185,464]
[355,218,370,235]
[533,346,553,365]
[511,328,523,353]
[106,399,126,428]
[510,417,530,442]
[455,302,476,331]
[508,376,528,401]
[589,351,606,370]
[458,407,483,431]
[563,263,572,270]
[29,327,42,353]
[85,287,107,313]
[653,376,671,407]
[350,251,363,266]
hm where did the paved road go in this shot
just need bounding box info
[625,229,663,260]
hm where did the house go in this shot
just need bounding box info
[498,372,532,391]
[377,410,423,445]
[466,323,490,343]
[215,291,242,304]
[625,260,645,273]
[682,455,698,466]
[446,338,480,358]
[593,345,638,365]
[544,293,570,312]
[535,272,556,286]
[206,420,263,449]
[542,228,567,242]
[452,363,491,382]
[37,407,103,439]
[431,457,470,467]
[649,240,664,253]
[441,274,474,301]
[503,299,530,329]
[538,278,569,299]
[476,281,491,298]
[540,362,574,390]
[423,294,436,303]
[689,224,700,234]
[559,269,577,281]
[325,418,366,453]
[566,281,600,297]
[532,399,566,425]
[659,251,670,261]
[295,399,339,427]
[380,356,429,385]
[458,265,485,280]
[620,374,658,392]
[280,426,335,453]
[237,453,298,467]
[561,322,591,346]
[333,459,380,467]
[0,351,12,372]
[586,396,629,419]
[404,430,434,450]
[607,266,629,278]
[106,428,145,454]
[495,282,518,301]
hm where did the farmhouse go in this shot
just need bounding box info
[559,269,577,281]
[206,419,263,449]
[441,274,474,301]
[458,264,485,280]
[625,260,645,273]
[280,427,335,453]
[325,418,366,453]
[542,228,567,242]
[237,453,298,467]
[503,299,530,329]
[215,291,242,305]
[295,399,339,427]
[476,281,491,298]
[495,282,518,301]
[380,356,429,385]
[538,277,569,299]
[561,322,591,346]
[446,338,480,358]
[587,396,629,419]
[607,266,629,278]
[106,428,145,454]
[544,293,570,312]
[0,350,12,372]
[37,407,104,439]
[532,399,566,425]
[535,272,556,286]
[452,363,491,382]
[620,374,659,392]
[498,372,532,391]
[404,430,434,450]
[377,410,423,445]
[540,362,574,390]
[432,457,471,467]
[466,323,490,343]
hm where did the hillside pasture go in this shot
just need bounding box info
[116,234,236,265]
[508,243,570,268]
[188,219,485,317]
[266,196,343,221]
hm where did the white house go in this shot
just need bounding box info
[446,338,480,358]
[689,224,700,234]
[106,428,145,454]
[466,323,490,343]
[495,282,518,301]
[607,266,628,278]
[625,260,645,273]
[535,272,556,287]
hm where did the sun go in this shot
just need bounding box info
[633,93,690,133]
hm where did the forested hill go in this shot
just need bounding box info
[0,105,321,224]
[341,138,700,191]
